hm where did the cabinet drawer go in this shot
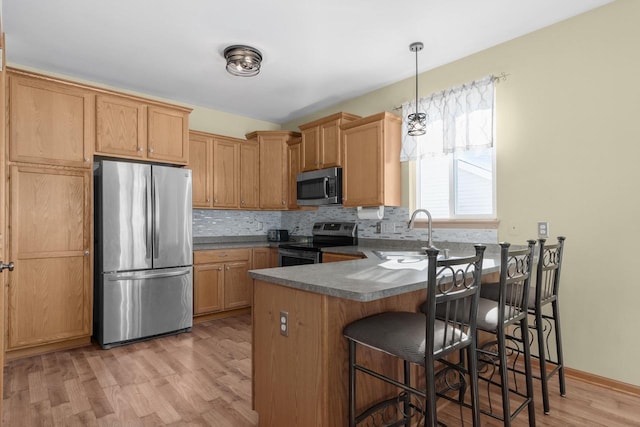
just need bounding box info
[194,248,251,264]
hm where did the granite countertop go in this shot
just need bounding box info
[249,241,501,302]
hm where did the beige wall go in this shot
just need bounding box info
[285,0,640,386]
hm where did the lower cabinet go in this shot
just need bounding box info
[193,246,280,319]
[193,249,252,317]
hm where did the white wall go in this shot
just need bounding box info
[284,0,640,386]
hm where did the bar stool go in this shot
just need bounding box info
[343,245,486,427]
[475,241,537,426]
[530,236,566,414]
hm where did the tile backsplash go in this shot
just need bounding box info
[194,206,497,244]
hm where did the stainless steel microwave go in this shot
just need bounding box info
[296,167,343,206]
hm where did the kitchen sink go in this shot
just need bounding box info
[373,249,452,261]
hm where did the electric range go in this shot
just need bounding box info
[278,222,357,266]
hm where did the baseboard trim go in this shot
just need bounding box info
[193,307,251,324]
[564,367,640,397]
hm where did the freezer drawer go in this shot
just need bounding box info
[97,266,193,348]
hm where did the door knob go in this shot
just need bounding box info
[0,261,14,272]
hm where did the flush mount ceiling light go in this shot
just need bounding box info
[224,45,262,77]
[407,42,426,136]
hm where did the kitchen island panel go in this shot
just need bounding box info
[253,278,428,426]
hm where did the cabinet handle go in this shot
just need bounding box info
[0,261,14,272]
[281,200,286,205]
[84,250,90,256]
[214,198,218,203]
[84,157,90,163]
[137,147,144,152]
[148,147,155,153]
[206,198,211,203]
[225,266,230,271]
[217,267,222,271]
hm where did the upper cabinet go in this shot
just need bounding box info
[188,131,214,208]
[240,139,260,209]
[188,130,253,210]
[8,72,94,168]
[246,130,301,210]
[341,112,402,207]
[96,94,190,164]
[298,112,360,172]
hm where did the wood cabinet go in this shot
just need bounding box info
[95,94,190,164]
[240,139,260,209]
[341,112,402,207]
[252,247,279,269]
[322,252,365,263]
[287,138,301,209]
[188,130,254,209]
[8,72,94,168]
[7,164,92,352]
[246,131,301,210]
[212,136,240,208]
[193,249,252,316]
[299,112,361,172]
[188,131,213,208]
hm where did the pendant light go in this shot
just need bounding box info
[407,42,426,136]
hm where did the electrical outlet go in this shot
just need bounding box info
[537,221,549,238]
[279,311,288,337]
[375,222,381,234]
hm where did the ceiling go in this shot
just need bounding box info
[3,0,614,124]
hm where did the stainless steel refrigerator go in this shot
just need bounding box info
[94,160,193,348]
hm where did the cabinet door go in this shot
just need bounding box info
[320,119,341,168]
[259,136,288,210]
[342,120,383,207]
[9,74,94,168]
[212,137,240,208]
[147,106,189,164]
[252,247,276,269]
[288,141,301,209]
[240,140,260,209]
[8,165,92,349]
[188,132,213,208]
[224,260,252,309]
[96,94,147,159]
[193,263,224,315]
[301,127,319,172]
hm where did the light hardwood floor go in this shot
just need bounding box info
[3,314,639,426]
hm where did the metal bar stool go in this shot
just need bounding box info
[475,241,537,426]
[531,236,566,414]
[343,245,486,427]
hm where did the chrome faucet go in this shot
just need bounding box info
[408,209,436,250]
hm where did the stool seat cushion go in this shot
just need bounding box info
[343,311,466,365]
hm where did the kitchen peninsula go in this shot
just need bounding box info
[249,244,500,427]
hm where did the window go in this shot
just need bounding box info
[401,76,496,219]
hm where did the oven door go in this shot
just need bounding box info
[278,248,320,266]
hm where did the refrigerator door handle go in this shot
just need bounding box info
[153,175,160,260]
[107,268,191,281]
[145,176,152,261]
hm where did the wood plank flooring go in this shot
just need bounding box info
[3,313,639,426]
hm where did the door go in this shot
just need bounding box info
[212,137,240,208]
[188,132,213,208]
[224,260,251,309]
[99,161,152,272]
[152,165,192,268]
[147,106,189,164]
[100,266,192,347]
[193,263,224,315]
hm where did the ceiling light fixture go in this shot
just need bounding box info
[224,45,262,77]
[407,42,426,136]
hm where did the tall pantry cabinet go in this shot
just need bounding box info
[5,70,94,358]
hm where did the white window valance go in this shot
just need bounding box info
[400,76,495,161]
